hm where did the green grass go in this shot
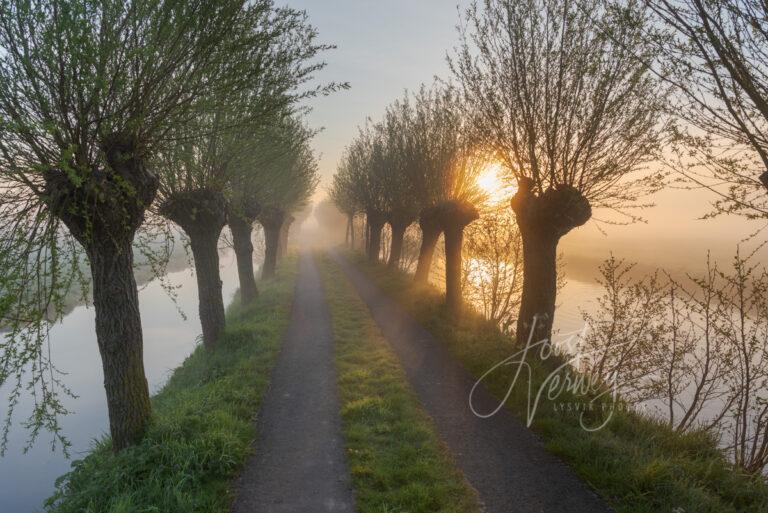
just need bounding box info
[318,254,482,513]
[46,257,298,513]
[346,251,768,513]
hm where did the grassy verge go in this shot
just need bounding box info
[46,257,298,513]
[318,254,482,513]
[346,251,768,513]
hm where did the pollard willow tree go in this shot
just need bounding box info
[374,99,423,269]
[155,6,339,347]
[337,127,389,262]
[645,0,768,219]
[333,86,484,314]
[0,0,274,451]
[407,87,484,315]
[227,115,317,284]
[452,0,665,346]
[255,118,319,278]
[226,120,289,305]
[328,169,360,248]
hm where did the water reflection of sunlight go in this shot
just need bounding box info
[477,161,516,205]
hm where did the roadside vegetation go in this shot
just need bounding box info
[318,255,482,513]
[346,252,768,513]
[45,258,298,513]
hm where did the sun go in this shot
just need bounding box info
[477,161,515,205]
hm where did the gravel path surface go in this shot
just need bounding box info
[231,253,355,513]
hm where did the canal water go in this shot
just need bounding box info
[0,249,241,512]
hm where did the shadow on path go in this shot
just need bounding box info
[231,253,355,513]
[330,250,611,513]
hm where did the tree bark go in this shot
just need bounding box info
[229,215,258,305]
[443,226,465,316]
[188,227,226,349]
[435,200,479,317]
[515,225,560,347]
[366,210,386,262]
[87,238,152,451]
[159,189,228,350]
[44,131,156,450]
[510,178,592,347]
[368,220,384,262]
[387,220,409,269]
[263,226,280,278]
[278,215,294,259]
[346,213,355,248]
[414,208,442,284]
[259,206,285,279]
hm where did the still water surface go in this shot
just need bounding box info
[0,250,240,513]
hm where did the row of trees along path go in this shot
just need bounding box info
[0,0,342,453]
[332,0,663,349]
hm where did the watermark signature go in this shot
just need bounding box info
[468,316,629,431]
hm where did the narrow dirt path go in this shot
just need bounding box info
[330,250,611,513]
[231,253,355,513]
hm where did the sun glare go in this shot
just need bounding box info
[477,161,515,205]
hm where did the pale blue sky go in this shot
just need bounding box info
[286,0,469,193]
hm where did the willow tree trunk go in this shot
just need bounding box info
[511,179,591,347]
[443,226,465,315]
[259,207,285,279]
[229,215,258,305]
[346,213,355,248]
[159,189,228,350]
[188,228,226,349]
[278,216,294,259]
[45,132,155,450]
[414,211,441,283]
[263,226,280,278]
[368,220,384,262]
[387,221,408,269]
[436,200,479,317]
[515,226,559,347]
[365,210,386,263]
[88,236,152,450]
[350,214,355,248]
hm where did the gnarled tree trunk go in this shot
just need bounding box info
[346,212,355,248]
[436,200,479,316]
[511,178,591,347]
[414,206,441,284]
[387,214,412,269]
[229,214,258,306]
[278,214,294,259]
[366,210,386,262]
[259,206,285,279]
[160,189,228,350]
[44,132,155,450]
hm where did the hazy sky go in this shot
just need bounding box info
[287,0,766,266]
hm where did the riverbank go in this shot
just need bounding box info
[348,251,768,513]
[45,257,297,513]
